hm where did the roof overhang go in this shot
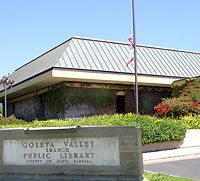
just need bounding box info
[52,68,179,86]
[0,68,180,101]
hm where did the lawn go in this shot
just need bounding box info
[144,172,197,181]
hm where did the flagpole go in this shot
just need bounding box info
[132,0,139,114]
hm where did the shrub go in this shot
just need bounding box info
[154,96,200,118]
[31,114,186,145]
[172,77,200,99]
[154,100,173,117]
[0,114,186,145]
[131,116,186,144]
[176,115,200,129]
[0,115,27,126]
[154,78,200,117]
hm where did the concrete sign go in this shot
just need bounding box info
[3,137,119,166]
[0,126,143,180]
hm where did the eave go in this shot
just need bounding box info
[0,68,181,101]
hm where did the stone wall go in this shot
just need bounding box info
[8,96,41,121]
[7,82,171,121]
[138,86,172,114]
[7,83,134,121]
[43,86,118,119]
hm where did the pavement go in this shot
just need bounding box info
[143,129,200,164]
[144,158,200,180]
[143,146,200,180]
[142,129,200,180]
[143,146,200,165]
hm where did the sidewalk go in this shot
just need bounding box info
[143,129,200,164]
[143,146,200,165]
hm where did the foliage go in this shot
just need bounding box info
[154,95,200,117]
[67,89,114,108]
[43,82,117,118]
[0,115,27,125]
[0,114,186,145]
[175,115,200,129]
[154,100,173,117]
[172,77,200,99]
[77,114,186,145]
[139,87,171,115]
[144,172,195,181]
[154,78,200,117]
[44,88,66,114]
[0,107,2,115]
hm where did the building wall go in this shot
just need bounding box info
[43,86,118,120]
[7,82,171,121]
[12,96,40,121]
[138,86,172,114]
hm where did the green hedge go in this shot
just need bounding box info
[0,114,26,125]
[175,115,200,129]
[0,114,186,145]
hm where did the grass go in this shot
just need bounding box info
[144,172,197,181]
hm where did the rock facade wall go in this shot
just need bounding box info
[8,96,41,121]
[139,86,171,114]
[7,82,171,121]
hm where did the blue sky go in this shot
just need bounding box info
[0,0,200,78]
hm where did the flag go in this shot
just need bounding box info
[126,33,134,68]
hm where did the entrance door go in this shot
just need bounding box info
[116,95,125,114]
